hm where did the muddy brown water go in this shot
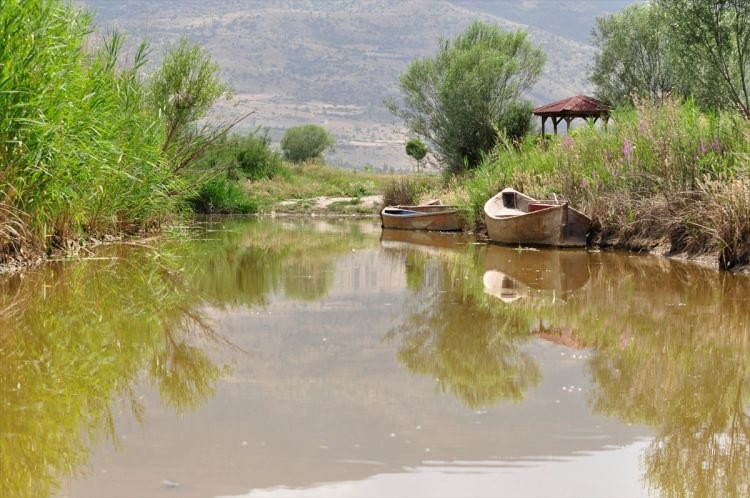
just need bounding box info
[2,217,749,498]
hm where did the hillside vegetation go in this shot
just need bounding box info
[79,0,605,170]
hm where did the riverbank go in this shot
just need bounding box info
[0,197,745,276]
[269,193,748,275]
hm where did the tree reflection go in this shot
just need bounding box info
[184,217,376,306]
[388,240,750,496]
[283,259,334,301]
[386,248,541,409]
[0,252,226,498]
[643,364,750,498]
[190,243,284,307]
[404,252,427,290]
[587,320,750,497]
[557,255,750,498]
[149,324,228,413]
[0,217,379,498]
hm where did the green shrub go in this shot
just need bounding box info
[280,124,335,163]
[188,177,257,214]
[194,128,283,183]
[497,100,536,142]
[233,129,283,180]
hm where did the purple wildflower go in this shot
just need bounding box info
[712,136,721,153]
[563,135,574,152]
[622,137,634,161]
[581,177,589,190]
[699,140,706,155]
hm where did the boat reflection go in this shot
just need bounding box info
[482,270,527,303]
[380,227,474,254]
[482,245,591,303]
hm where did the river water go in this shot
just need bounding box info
[1,217,749,498]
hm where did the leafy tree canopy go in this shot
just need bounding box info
[386,20,545,175]
[589,3,679,107]
[280,124,336,163]
[656,0,750,118]
[405,138,428,161]
[591,0,750,116]
[405,138,428,172]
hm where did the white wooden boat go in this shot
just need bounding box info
[483,188,590,247]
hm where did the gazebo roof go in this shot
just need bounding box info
[533,95,610,117]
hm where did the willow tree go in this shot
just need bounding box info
[589,3,679,107]
[385,20,545,175]
[148,37,238,173]
[590,1,750,115]
[656,0,750,118]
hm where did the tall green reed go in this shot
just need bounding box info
[1,0,181,259]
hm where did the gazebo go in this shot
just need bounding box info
[532,95,611,135]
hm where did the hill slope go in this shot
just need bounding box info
[79,0,629,170]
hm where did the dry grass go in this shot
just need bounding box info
[382,176,445,206]
[698,177,750,270]
[0,201,32,266]
[245,160,394,211]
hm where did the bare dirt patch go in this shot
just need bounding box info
[273,195,383,216]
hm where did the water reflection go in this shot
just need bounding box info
[0,252,225,498]
[1,218,749,497]
[0,217,382,498]
[382,234,542,408]
[482,246,591,303]
[575,255,750,498]
[186,217,378,306]
[493,251,750,497]
[382,231,750,497]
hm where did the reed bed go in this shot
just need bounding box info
[1,0,182,265]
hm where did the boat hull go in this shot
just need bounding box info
[380,205,464,231]
[483,188,590,247]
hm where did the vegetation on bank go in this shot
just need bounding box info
[425,98,747,270]
[2,0,748,273]
[382,5,750,271]
[236,160,395,214]
[2,1,171,259]
[0,0,242,266]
